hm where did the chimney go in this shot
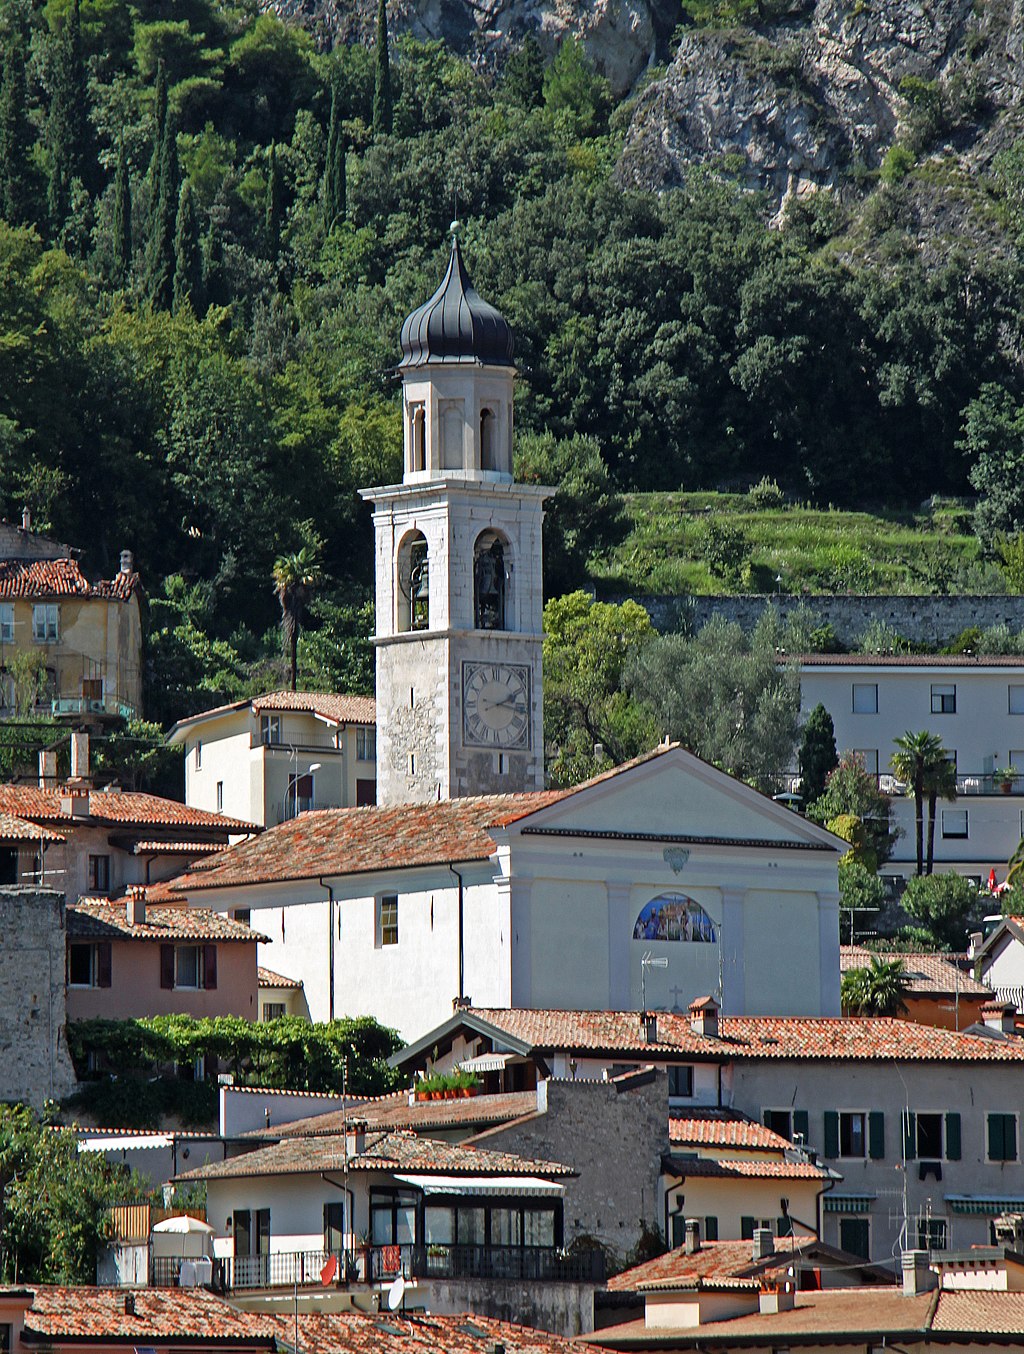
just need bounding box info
[60,785,90,819]
[689,995,720,1038]
[752,1228,775,1262]
[123,1293,136,1316]
[120,549,134,575]
[643,1012,658,1044]
[21,506,30,532]
[38,749,57,789]
[981,1001,1017,1035]
[126,886,146,927]
[758,1284,795,1314]
[683,1218,701,1255]
[70,731,90,782]
[346,1120,367,1157]
[902,1249,938,1297]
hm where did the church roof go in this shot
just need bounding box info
[399,232,514,368]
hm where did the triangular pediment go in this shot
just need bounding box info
[506,746,844,852]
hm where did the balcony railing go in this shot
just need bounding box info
[153,1244,605,1292]
[254,732,343,752]
[52,696,136,720]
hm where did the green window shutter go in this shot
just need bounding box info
[705,1216,718,1242]
[777,1215,793,1237]
[823,1110,839,1159]
[902,1110,916,1161]
[869,1111,885,1160]
[945,1112,961,1161]
[741,1216,755,1241]
[988,1114,1004,1161]
[1008,1116,1019,1162]
[793,1110,809,1144]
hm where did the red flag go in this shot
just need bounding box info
[989,869,998,891]
[320,1254,338,1286]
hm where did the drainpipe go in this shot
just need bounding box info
[319,877,335,1022]
[448,864,465,1001]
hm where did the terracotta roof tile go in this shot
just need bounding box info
[798,653,1024,668]
[132,840,226,856]
[456,1008,1024,1063]
[668,1112,795,1151]
[67,900,267,943]
[262,1311,597,1354]
[171,690,376,731]
[932,1291,1024,1333]
[0,811,63,842]
[841,947,992,998]
[0,785,256,834]
[20,1285,275,1343]
[253,1090,538,1138]
[174,1128,574,1183]
[663,1156,827,1180]
[0,557,140,601]
[606,1237,814,1291]
[257,965,303,989]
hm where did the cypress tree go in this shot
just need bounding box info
[46,0,89,230]
[265,142,282,257]
[172,179,203,314]
[147,112,178,309]
[112,132,132,283]
[798,703,839,809]
[322,84,345,229]
[372,0,392,136]
[0,36,34,225]
[147,59,167,227]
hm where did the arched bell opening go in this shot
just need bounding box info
[474,529,511,631]
[397,531,430,632]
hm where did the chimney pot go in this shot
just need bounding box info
[70,731,90,782]
[120,549,134,575]
[643,1012,658,1044]
[346,1120,367,1158]
[21,506,30,532]
[38,749,57,789]
[126,887,146,927]
[689,996,720,1038]
[752,1228,775,1262]
[981,1001,1017,1035]
[902,1249,938,1296]
[123,1294,135,1316]
[684,1218,701,1255]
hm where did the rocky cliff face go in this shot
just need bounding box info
[264,0,679,96]
[619,0,1024,216]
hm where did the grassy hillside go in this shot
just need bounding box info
[590,492,1005,596]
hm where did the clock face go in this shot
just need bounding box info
[462,661,531,750]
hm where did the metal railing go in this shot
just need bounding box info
[157,1244,604,1291]
[51,696,136,720]
[254,732,343,752]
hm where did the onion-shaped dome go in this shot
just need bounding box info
[399,227,514,368]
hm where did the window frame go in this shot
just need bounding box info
[87,853,110,893]
[852,683,878,714]
[31,603,58,643]
[930,683,957,715]
[940,808,969,840]
[668,1065,694,1099]
[0,603,14,643]
[916,1216,948,1251]
[262,1002,287,1021]
[68,941,97,988]
[838,1109,868,1159]
[988,1112,1019,1163]
[1010,685,1024,716]
[838,1216,870,1260]
[259,714,282,745]
[174,944,205,991]
[376,894,399,948]
[216,780,224,813]
[356,726,377,762]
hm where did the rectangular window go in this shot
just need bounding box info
[852,683,878,714]
[286,772,314,817]
[356,727,376,761]
[175,945,204,990]
[356,778,376,807]
[234,909,251,926]
[668,1066,694,1098]
[916,1112,944,1159]
[941,808,968,839]
[1011,686,1024,715]
[988,1113,1019,1162]
[917,1217,947,1251]
[82,677,103,702]
[0,1323,11,1354]
[216,781,224,813]
[262,1002,286,1021]
[852,749,879,777]
[32,603,58,642]
[931,683,957,714]
[87,854,110,892]
[376,895,398,947]
[259,714,281,745]
[839,1217,870,1259]
[0,604,14,642]
[324,1201,345,1254]
[839,1111,867,1158]
[195,739,202,769]
[68,942,95,987]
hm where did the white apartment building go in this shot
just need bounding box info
[168,691,377,828]
[799,655,1024,881]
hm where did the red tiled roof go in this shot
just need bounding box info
[262,1311,597,1354]
[607,1237,815,1291]
[253,1090,538,1138]
[0,557,139,601]
[175,792,568,891]
[108,880,191,906]
[174,1128,574,1183]
[932,1291,1024,1333]
[170,690,376,732]
[662,1157,828,1180]
[68,900,268,943]
[452,1008,1024,1063]
[840,947,992,998]
[668,1112,794,1151]
[0,785,256,834]
[798,653,1024,668]
[132,840,226,856]
[0,811,63,842]
[19,1285,274,1344]
[257,966,303,989]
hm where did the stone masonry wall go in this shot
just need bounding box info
[475,1070,667,1269]
[604,594,1024,648]
[0,889,77,1107]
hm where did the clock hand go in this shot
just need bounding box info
[480,694,520,710]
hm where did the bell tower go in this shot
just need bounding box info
[361,226,552,805]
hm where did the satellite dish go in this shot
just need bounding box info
[387,1273,407,1311]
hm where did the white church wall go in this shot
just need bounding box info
[741,889,824,1016]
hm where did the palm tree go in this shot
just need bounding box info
[924,753,958,875]
[891,731,948,876]
[841,955,910,1016]
[272,544,321,691]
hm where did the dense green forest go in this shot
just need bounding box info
[3,0,1024,726]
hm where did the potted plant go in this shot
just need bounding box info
[995,767,1019,794]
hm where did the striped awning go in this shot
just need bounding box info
[947,1195,1024,1216]
[823,1193,874,1214]
[456,1053,517,1074]
[393,1174,565,1197]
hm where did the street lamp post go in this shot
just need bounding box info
[283,758,321,822]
